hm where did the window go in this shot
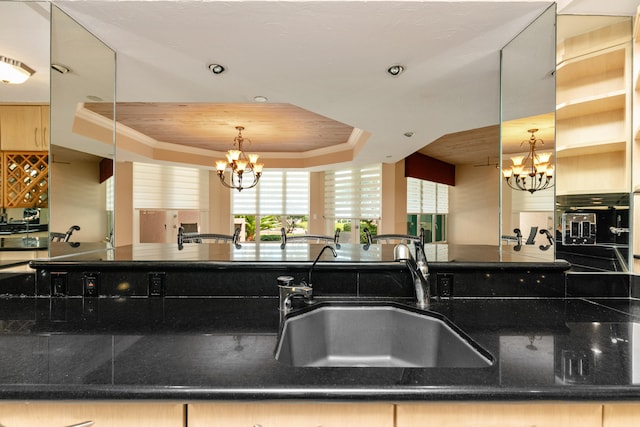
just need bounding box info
[324,164,381,243]
[232,170,310,242]
[407,177,448,242]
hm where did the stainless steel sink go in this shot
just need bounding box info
[275,302,494,368]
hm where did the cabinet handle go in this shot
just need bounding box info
[34,127,39,147]
[65,422,94,427]
[43,127,47,147]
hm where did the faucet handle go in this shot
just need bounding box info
[277,275,295,287]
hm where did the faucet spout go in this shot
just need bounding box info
[394,243,430,309]
[308,244,338,286]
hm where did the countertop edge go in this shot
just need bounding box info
[2,385,640,402]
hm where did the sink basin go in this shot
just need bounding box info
[275,302,494,368]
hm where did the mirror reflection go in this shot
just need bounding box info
[0,1,50,264]
[555,15,633,272]
[500,5,556,263]
[49,6,115,258]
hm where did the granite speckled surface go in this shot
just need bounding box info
[0,295,638,400]
[5,242,636,401]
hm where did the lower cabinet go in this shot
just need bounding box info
[187,403,394,427]
[0,402,184,427]
[603,403,640,427]
[1,401,639,426]
[396,403,603,427]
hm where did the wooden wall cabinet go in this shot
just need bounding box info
[0,105,49,151]
[188,403,394,427]
[0,402,185,427]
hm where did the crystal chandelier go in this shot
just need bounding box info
[215,126,263,192]
[502,128,554,194]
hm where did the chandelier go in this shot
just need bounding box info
[502,128,554,194]
[215,126,263,192]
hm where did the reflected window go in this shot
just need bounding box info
[232,171,310,242]
[324,164,381,243]
[407,177,448,242]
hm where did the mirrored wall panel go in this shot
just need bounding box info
[50,6,115,257]
[555,15,632,272]
[0,2,50,263]
[500,5,556,262]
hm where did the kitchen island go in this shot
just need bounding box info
[0,242,639,426]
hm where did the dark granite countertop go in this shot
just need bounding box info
[0,295,639,401]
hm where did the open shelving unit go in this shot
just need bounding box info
[556,19,632,197]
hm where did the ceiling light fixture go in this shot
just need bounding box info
[51,63,70,74]
[387,65,405,76]
[0,56,35,84]
[215,126,263,192]
[253,95,268,103]
[208,63,225,75]
[403,131,414,138]
[502,128,554,194]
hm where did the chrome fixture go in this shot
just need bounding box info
[215,126,264,192]
[277,275,312,312]
[394,242,430,308]
[0,55,35,84]
[277,245,337,313]
[208,63,225,74]
[387,64,405,76]
[502,128,554,194]
[308,244,338,287]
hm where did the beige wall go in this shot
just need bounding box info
[51,158,108,242]
[209,170,232,234]
[380,161,407,234]
[449,164,499,245]
[309,171,325,235]
[114,161,133,246]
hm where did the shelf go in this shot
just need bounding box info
[556,140,626,157]
[556,91,626,121]
[556,46,625,85]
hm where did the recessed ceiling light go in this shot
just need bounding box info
[51,64,70,74]
[387,65,405,76]
[208,64,225,75]
[254,95,268,103]
[403,131,414,138]
[86,95,103,102]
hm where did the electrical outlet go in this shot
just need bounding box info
[82,272,100,297]
[437,273,454,298]
[562,350,594,384]
[148,272,166,297]
[51,272,68,297]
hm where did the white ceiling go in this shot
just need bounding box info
[5,0,640,168]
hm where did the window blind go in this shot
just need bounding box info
[133,162,208,209]
[232,170,310,215]
[324,164,381,219]
[406,177,449,214]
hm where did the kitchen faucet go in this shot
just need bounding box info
[394,242,430,308]
[277,244,337,312]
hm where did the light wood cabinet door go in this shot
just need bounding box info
[40,104,50,149]
[396,403,603,427]
[188,402,394,427]
[603,403,640,427]
[0,105,46,151]
[0,401,185,427]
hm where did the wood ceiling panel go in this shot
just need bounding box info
[84,102,354,153]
